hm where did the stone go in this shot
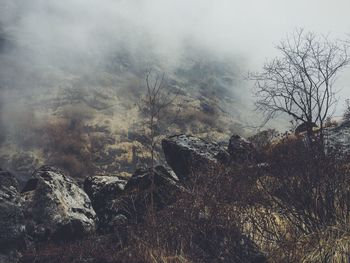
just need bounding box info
[84,175,127,230]
[22,166,97,241]
[162,134,230,183]
[84,166,186,230]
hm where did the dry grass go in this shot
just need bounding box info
[236,137,350,262]
[20,134,350,263]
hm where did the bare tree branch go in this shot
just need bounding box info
[250,29,349,143]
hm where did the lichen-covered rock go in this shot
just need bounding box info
[84,175,127,230]
[22,166,97,241]
[122,165,186,224]
[84,166,186,230]
[0,169,25,262]
[84,175,127,206]
[162,134,230,182]
[228,135,256,163]
[125,165,179,190]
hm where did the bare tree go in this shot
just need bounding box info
[250,29,349,144]
[138,70,178,222]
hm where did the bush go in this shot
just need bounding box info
[238,137,350,262]
[40,117,94,178]
[20,135,350,262]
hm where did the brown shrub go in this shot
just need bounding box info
[239,137,350,262]
[20,135,350,262]
[21,164,265,263]
[40,117,94,178]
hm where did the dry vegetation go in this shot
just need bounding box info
[239,136,350,262]
[20,134,350,262]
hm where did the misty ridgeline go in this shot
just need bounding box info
[1,2,350,263]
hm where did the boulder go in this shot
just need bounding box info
[84,175,127,207]
[125,165,179,190]
[162,134,230,183]
[84,166,186,230]
[84,175,127,229]
[228,135,256,163]
[124,165,184,209]
[0,170,25,262]
[121,166,185,224]
[22,166,97,241]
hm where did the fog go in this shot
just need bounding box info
[1,0,350,123]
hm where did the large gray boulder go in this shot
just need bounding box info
[22,166,97,241]
[162,134,230,183]
[124,165,184,211]
[84,175,127,230]
[84,175,127,207]
[0,169,25,262]
[84,166,186,230]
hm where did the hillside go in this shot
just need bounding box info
[1,2,350,262]
[1,125,350,262]
[0,33,251,181]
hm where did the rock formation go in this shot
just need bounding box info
[84,165,186,230]
[21,166,97,241]
[0,134,268,262]
[162,134,230,183]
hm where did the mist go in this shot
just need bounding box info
[1,2,348,59]
[1,0,350,176]
[1,0,350,90]
[2,2,350,260]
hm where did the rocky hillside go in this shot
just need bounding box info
[2,124,349,262]
[0,117,350,262]
[0,36,251,183]
[1,134,265,263]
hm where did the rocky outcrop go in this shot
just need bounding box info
[228,135,256,163]
[84,175,127,230]
[84,175,127,207]
[124,165,184,209]
[162,134,230,182]
[0,169,25,262]
[125,165,179,190]
[22,166,97,241]
[84,165,186,230]
[122,165,186,223]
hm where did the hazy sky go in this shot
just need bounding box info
[1,0,350,113]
